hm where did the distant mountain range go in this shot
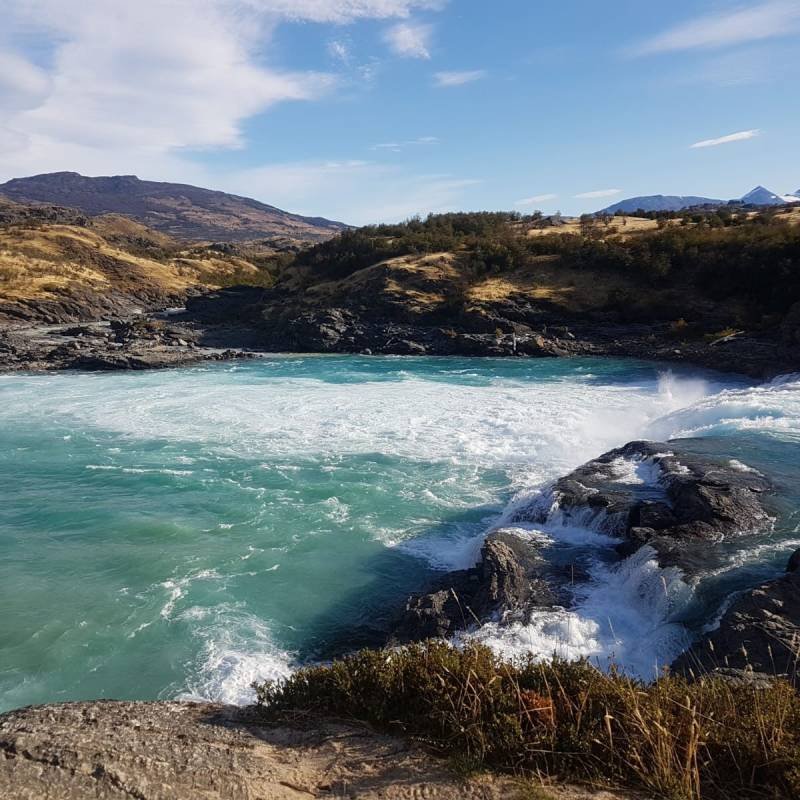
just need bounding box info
[0,172,347,243]
[599,185,800,215]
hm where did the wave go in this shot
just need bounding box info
[647,372,800,442]
[174,605,293,705]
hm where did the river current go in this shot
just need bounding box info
[1,356,798,712]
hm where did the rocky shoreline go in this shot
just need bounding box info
[2,284,798,377]
[0,700,643,800]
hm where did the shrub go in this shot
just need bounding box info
[254,642,800,800]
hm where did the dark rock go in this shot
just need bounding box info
[185,286,266,324]
[526,441,772,572]
[390,530,557,643]
[673,569,800,682]
[787,548,800,574]
[388,339,427,355]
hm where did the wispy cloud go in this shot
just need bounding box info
[689,129,760,149]
[371,136,440,152]
[327,39,351,64]
[0,0,445,183]
[222,159,479,225]
[515,193,557,206]
[633,0,800,55]
[383,22,433,59]
[574,189,622,199]
[433,69,486,87]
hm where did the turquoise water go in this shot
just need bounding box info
[1,356,798,711]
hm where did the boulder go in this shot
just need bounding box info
[527,441,772,572]
[390,530,557,643]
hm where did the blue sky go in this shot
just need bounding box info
[1,1,798,224]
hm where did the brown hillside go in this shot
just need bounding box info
[0,172,347,243]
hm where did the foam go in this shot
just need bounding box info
[1,365,731,472]
[464,546,693,679]
[176,606,293,705]
[648,373,800,442]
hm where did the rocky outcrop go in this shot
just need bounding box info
[673,550,800,682]
[0,700,542,799]
[390,530,558,643]
[531,441,772,573]
[389,442,776,652]
[0,317,256,372]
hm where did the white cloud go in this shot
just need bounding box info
[633,1,800,55]
[0,51,52,112]
[383,22,433,59]
[0,0,445,183]
[433,69,486,87]
[573,189,622,199]
[245,0,445,24]
[217,159,479,224]
[515,194,557,206]
[328,39,351,63]
[690,129,760,149]
[371,136,439,151]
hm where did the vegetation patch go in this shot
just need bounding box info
[255,642,800,800]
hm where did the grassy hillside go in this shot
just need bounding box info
[262,205,800,338]
[0,198,279,321]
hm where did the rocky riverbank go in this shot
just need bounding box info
[3,285,797,377]
[0,700,639,800]
[0,311,262,372]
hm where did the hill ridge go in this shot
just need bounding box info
[0,172,347,243]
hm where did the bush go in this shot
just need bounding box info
[254,642,800,800]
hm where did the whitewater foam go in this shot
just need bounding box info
[176,606,293,705]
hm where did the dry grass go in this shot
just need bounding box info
[523,217,660,239]
[255,642,800,800]
[297,252,462,312]
[0,222,261,302]
[466,256,632,311]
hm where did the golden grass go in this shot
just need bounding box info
[524,217,660,239]
[256,642,800,800]
[0,222,260,302]
[303,252,461,311]
[467,257,631,311]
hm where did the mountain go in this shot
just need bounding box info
[0,172,347,243]
[599,185,800,214]
[598,194,724,214]
[740,185,790,206]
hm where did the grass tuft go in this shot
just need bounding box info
[254,641,800,800]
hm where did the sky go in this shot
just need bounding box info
[0,0,798,224]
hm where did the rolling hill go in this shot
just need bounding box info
[0,172,347,244]
[0,196,270,323]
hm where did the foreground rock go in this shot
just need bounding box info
[535,441,772,573]
[391,530,559,643]
[673,549,800,682]
[0,700,635,800]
